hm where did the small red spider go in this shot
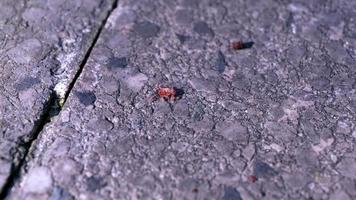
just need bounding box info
[155,85,177,101]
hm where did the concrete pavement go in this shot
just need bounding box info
[1,0,356,199]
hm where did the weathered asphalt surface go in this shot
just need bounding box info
[1,0,356,199]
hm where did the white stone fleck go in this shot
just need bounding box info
[312,138,334,154]
[280,97,314,124]
[22,167,53,194]
[287,4,308,13]
[53,51,78,105]
[336,120,352,134]
[105,5,136,29]
[352,129,356,139]
[60,110,70,122]
[105,6,124,29]
[330,154,337,163]
[270,143,283,153]
[58,52,76,68]
[126,73,148,92]
[54,80,67,107]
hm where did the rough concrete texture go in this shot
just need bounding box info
[0,0,116,193]
[3,0,356,199]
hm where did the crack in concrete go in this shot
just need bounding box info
[63,0,118,107]
[0,0,119,198]
[0,93,56,199]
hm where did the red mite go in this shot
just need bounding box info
[231,41,244,50]
[247,175,258,183]
[155,85,177,101]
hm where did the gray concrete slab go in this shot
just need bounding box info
[7,0,356,199]
[0,0,116,194]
